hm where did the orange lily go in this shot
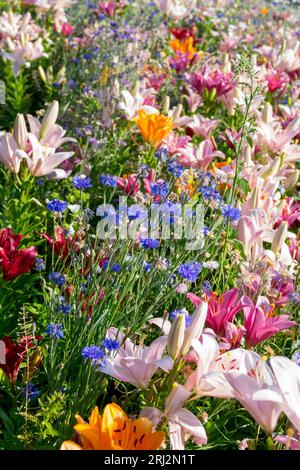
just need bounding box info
[61,403,165,450]
[170,37,198,60]
[134,110,173,149]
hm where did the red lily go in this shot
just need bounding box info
[42,226,84,259]
[0,336,34,383]
[0,228,37,281]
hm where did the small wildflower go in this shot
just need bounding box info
[49,272,66,287]
[178,261,202,283]
[221,204,241,223]
[102,338,119,351]
[155,147,169,161]
[81,345,105,366]
[99,175,118,187]
[203,261,219,270]
[46,199,67,213]
[22,383,40,401]
[167,161,185,178]
[36,258,45,271]
[140,238,159,249]
[72,175,92,190]
[45,323,64,339]
[170,308,192,327]
[292,351,300,366]
[202,280,211,293]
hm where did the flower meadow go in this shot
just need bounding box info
[0,0,299,452]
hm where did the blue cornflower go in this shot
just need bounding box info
[199,186,223,203]
[127,206,148,220]
[178,261,202,283]
[167,161,185,178]
[111,263,121,272]
[203,226,211,236]
[151,181,169,198]
[49,272,66,287]
[170,309,192,327]
[143,261,153,272]
[202,280,211,293]
[22,383,40,401]
[71,176,92,190]
[46,199,67,213]
[57,296,71,314]
[81,345,105,366]
[102,338,119,351]
[99,175,118,187]
[36,258,45,271]
[154,147,169,162]
[221,205,241,222]
[289,292,300,304]
[292,351,300,366]
[45,323,64,339]
[140,238,159,249]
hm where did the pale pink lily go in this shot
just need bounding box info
[21,133,73,177]
[177,140,224,170]
[242,296,296,348]
[119,88,157,120]
[163,131,191,154]
[183,86,202,112]
[27,101,76,148]
[99,327,172,389]
[224,351,283,434]
[155,0,196,21]
[185,114,219,138]
[0,133,22,173]
[255,357,300,432]
[276,198,300,228]
[141,383,207,449]
[255,117,300,154]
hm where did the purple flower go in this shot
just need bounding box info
[46,323,64,339]
[22,383,40,400]
[99,175,118,187]
[72,176,92,190]
[102,339,119,351]
[140,238,159,249]
[46,199,67,213]
[49,272,66,287]
[221,204,241,222]
[178,261,202,283]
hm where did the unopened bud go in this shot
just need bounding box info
[13,114,27,149]
[40,101,59,139]
[262,102,273,123]
[181,302,208,356]
[285,170,299,189]
[272,221,288,255]
[162,95,170,114]
[167,314,185,360]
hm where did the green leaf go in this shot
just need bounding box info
[237,178,250,195]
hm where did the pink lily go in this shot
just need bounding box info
[219,322,246,351]
[140,383,207,449]
[242,296,296,348]
[224,351,283,434]
[99,327,172,389]
[185,114,219,138]
[163,132,191,155]
[177,140,224,170]
[21,133,73,177]
[187,288,246,337]
[117,174,141,195]
[27,101,76,149]
[275,198,300,228]
[0,133,22,173]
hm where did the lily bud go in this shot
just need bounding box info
[262,102,273,123]
[261,157,280,178]
[131,81,140,97]
[222,54,231,73]
[242,144,253,166]
[13,114,27,149]
[162,95,170,114]
[172,103,182,121]
[181,302,208,356]
[40,101,59,139]
[285,170,299,189]
[38,66,47,83]
[167,314,185,360]
[249,186,261,210]
[272,221,288,255]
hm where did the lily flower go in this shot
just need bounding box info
[61,403,165,450]
[0,336,34,383]
[134,110,174,149]
[99,327,172,389]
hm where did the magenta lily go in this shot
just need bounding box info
[242,296,296,347]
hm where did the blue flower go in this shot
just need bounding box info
[49,272,66,287]
[22,383,40,401]
[140,238,159,249]
[102,339,119,351]
[57,296,71,314]
[143,261,153,272]
[71,176,92,190]
[199,186,223,203]
[170,309,192,327]
[154,147,169,162]
[46,199,67,213]
[202,280,211,293]
[292,350,300,366]
[167,161,185,178]
[151,181,169,198]
[221,205,241,222]
[46,323,64,339]
[178,261,202,283]
[81,345,105,366]
[99,175,118,187]
[36,258,45,271]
